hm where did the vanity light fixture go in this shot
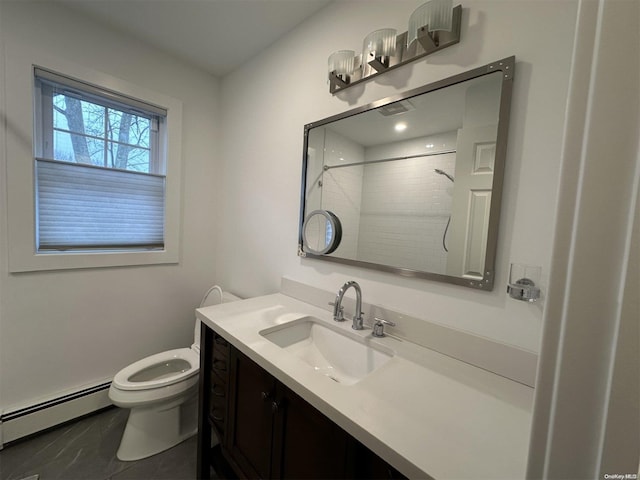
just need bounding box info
[362,28,398,74]
[327,0,462,94]
[408,0,454,50]
[327,50,356,90]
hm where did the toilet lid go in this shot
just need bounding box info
[112,348,199,391]
[200,285,223,308]
[193,285,241,349]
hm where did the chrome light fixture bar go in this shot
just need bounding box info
[328,1,462,94]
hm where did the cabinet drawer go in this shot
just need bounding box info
[209,354,230,440]
[210,370,227,398]
[213,333,229,353]
[213,344,229,363]
[210,404,226,431]
[209,375,227,436]
[211,336,230,373]
[211,357,229,375]
[209,393,227,418]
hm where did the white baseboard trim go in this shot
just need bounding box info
[1,381,113,447]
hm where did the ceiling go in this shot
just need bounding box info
[323,71,504,146]
[52,0,332,77]
[329,81,467,147]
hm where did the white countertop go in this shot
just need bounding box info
[196,293,533,479]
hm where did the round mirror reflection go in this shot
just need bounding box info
[302,210,342,255]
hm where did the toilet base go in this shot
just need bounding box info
[116,393,198,461]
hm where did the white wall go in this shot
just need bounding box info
[0,2,220,410]
[217,0,579,352]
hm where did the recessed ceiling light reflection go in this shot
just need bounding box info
[395,122,407,132]
[426,143,434,148]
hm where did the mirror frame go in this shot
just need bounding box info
[298,56,515,290]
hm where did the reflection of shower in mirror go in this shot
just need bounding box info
[434,169,455,252]
[434,168,454,183]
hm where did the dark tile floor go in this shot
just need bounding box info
[0,407,200,480]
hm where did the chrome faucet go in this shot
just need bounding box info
[329,281,364,330]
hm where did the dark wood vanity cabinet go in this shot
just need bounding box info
[197,324,406,480]
[227,348,351,479]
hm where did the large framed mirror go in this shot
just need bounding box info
[298,57,515,290]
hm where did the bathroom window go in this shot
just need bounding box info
[6,58,182,272]
[34,68,167,252]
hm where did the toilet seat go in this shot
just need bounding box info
[112,347,199,391]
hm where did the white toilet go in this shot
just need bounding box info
[108,285,239,461]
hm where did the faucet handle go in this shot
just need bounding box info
[328,302,344,321]
[372,317,396,337]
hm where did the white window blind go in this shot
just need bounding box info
[34,67,168,252]
[36,159,165,250]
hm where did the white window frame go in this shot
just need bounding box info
[5,50,182,272]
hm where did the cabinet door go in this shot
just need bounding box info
[271,384,350,479]
[227,348,277,479]
[352,440,408,480]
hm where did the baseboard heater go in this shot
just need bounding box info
[1,381,113,447]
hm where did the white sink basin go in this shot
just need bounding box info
[259,317,393,385]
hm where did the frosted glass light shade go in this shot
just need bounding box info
[362,28,397,63]
[408,0,453,47]
[328,50,355,79]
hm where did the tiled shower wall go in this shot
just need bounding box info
[357,132,457,274]
[316,129,458,274]
[321,129,364,258]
